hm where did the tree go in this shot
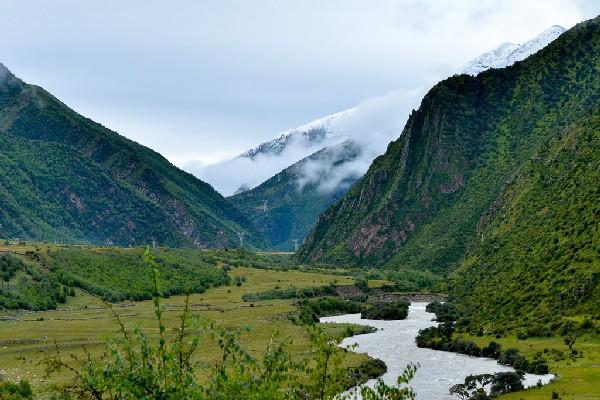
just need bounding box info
[355,277,370,293]
[449,374,493,400]
[468,389,490,400]
[560,322,577,351]
[439,322,455,340]
[481,342,502,359]
[490,372,524,395]
[449,383,470,400]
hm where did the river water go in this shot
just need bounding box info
[320,303,554,400]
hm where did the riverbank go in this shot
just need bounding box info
[321,303,553,399]
[461,333,600,400]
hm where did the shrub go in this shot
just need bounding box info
[296,298,362,324]
[481,341,502,359]
[0,379,33,399]
[425,301,461,323]
[361,301,410,320]
[354,278,370,293]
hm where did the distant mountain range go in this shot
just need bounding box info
[0,63,263,248]
[223,25,566,250]
[0,24,571,253]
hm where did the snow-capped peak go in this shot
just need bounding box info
[239,108,357,160]
[462,25,566,76]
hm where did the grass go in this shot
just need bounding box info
[460,333,600,400]
[0,264,370,397]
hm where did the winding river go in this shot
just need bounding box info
[320,303,554,399]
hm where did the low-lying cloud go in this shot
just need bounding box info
[294,87,426,194]
[185,130,347,196]
[186,85,426,197]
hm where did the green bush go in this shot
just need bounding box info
[242,283,336,302]
[0,379,33,399]
[416,326,549,375]
[295,297,363,324]
[361,301,410,320]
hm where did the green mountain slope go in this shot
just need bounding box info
[298,16,600,272]
[449,110,600,334]
[0,64,262,248]
[229,141,361,250]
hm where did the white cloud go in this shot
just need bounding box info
[185,132,347,195]
[293,87,426,195]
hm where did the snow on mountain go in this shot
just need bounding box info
[189,25,565,196]
[240,108,357,159]
[461,25,566,76]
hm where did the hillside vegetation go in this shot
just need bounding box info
[230,141,361,250]
[298,17,600,274]
[449,110,600,335]
[0,64,262,248]
[0,247,232,310]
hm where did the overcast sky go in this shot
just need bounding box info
[1,1,598,167]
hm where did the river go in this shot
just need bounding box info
[320,302,554,399]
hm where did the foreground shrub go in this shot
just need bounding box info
[0,379,33,400]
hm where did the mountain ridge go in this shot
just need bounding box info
[0,64,263,248]
[297,16,600,271]
[461,25,566,76]
[226,25,568,250]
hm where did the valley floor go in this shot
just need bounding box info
[0,266,369,397]
[0,245,598,399]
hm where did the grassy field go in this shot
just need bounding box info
[0,260,373,397]
[460,333,600,400]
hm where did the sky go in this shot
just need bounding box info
[0,1,598,179]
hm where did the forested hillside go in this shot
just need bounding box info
[298,17,600,273]
[449,110,600,334]
[0,64,262,248]
[230,141,361,250]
